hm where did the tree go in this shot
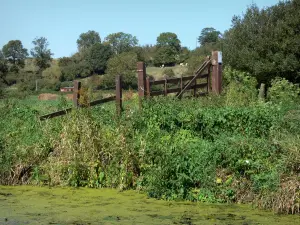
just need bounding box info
[198,27,221,46]
[153,46,178,66]
[105,52,138,88]
[30,37,53,73]
[223,1,300,84]
[2,40,28,72]
[104,32,138,54]
[0,51,8,83]
[154,32,181,66]
[86,43,112,74]
[156,32,181,52]
[77,30,101,52]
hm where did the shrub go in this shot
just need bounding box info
[268,77,300,104]
[162,68,175,78]
[223,67,258,106]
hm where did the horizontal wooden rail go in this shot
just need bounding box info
[39,96,117,121]
[149,83,207,97]
[150,74,208,86]
[39,108,73,121]
[89,96,116,107]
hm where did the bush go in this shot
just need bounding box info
[223,67,258,106]
[105,52,138,89]
[162,68,175,78]
[268,77,300,104]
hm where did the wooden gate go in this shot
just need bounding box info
[137,51,222,105]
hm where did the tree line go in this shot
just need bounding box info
[0,0,299,94]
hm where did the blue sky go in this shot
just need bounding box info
[0,0,280,58]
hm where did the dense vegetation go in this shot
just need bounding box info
[0,69,299,214]
[0,0,299,216]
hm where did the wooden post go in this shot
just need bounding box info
[164,77,168,96]
[137,62,146,109]
[73,80,81,107]
[207,63,211,93]
[193,79,197,97]
[211,51,222,95]
[116,75,122,116]
[146,77,151,98]
[259,83,266,101]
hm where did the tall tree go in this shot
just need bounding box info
[223,1,300,84]
[198,27,221,46]
[2,40,28,72]
[154,32,181,66]
[105,51,138,88]
[104,32,138,54]
[77,30,101,51]
[86,43,113,74]
[30,37,53,72]
[0,51,8,83]
[156,32,181,52]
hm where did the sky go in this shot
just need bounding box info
[0,0,281,58]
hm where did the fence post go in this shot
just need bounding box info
[164,77,168,96]
[207,63,211,93]
[259,83,266,101]
[137,62,146,109]
[146,77,151,98]
[73,80,81,107]
[211,51,222,95]
[116,75,122,116]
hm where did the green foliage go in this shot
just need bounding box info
[77,30,101,52]
[104,32,138,55]
[154,32,181,66]
[223,2,300,84]
[0,50,8,82]
[223,67,258,106]
[267,77,300,104]
[162,68,175,77]
[30,37,53,72]
[86,43,112,74]
[1,82,299,214]
[105,51,138,88]
[2,40,28,73]
[58,54,91,81]
[198,27,221,46]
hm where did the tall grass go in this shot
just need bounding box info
[0,74,299,214]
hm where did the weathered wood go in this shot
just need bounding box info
[150,74,208,86]
[137,62,146,109]
[116,75,122,116]
[146,77,151,98]
[176,60,211,98]
[211,51,222,94]
[164,78,167,96]
[89,96,116,107]
[40,108,73,121]
[73,80,81,107]
[207,64,211,93]
[259,83,266,100]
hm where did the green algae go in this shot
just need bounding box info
[0,186,299,225]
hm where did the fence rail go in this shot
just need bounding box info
[39,75,122,121]
[39,51,223,120]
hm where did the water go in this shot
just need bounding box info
[0,186,299,225]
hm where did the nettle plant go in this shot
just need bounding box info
[268,77,300,104]
[223,67,258,106]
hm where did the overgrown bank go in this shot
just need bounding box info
[0,76,299,215]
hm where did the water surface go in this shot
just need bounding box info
[0,186,298,225]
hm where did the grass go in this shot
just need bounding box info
[0,77,299,215]
[146,65,189,79]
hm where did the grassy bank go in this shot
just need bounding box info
[0,75,299,215]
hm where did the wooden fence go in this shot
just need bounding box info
[39,75,122,120]
[39,51,222,120]
[137,50,222,106]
